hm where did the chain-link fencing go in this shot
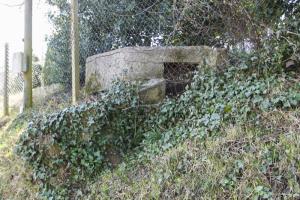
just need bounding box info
[0,41,44,114]
[2,0,265,115]
[0,42,23,114]
[43,0,261,98]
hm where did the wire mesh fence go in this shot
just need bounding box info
[45,0,257,90]
[78,0,209,97]
[0,42,23,113]
[0,2,50,115]
[43,0,244,95]
[2,0,264,114]
[0,42,43,114]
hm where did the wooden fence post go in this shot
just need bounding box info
[3,43,9,116]
[23,0,33,110]
[71,0,80,104]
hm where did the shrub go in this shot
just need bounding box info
[16,57,300,199]
[140,64,300,158]
[16,82,154,199]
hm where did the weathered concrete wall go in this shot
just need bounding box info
[139,79,166,104]
[85,46,228,94]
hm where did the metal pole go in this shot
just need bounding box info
[23,0,33,110]
[71,0,80,104]
[3,43,9,116]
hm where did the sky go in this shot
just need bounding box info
[0,0,53,71]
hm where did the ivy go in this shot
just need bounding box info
[16,82,155,199]
[140,65,300,158]
[16,60,300,199]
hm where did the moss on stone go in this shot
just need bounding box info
[85,73,102,95]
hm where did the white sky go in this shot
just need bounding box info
[0,0,53,71]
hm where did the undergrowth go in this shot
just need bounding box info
[0,111,38,200]
[0,91,71,200]
[3,1,299,198]
[139,65,300,159]
[83,65,300,199]
[14,56,300,199]
[86,112,300,199]
[16,83,154,199]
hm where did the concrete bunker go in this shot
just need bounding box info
[85,46,228,103]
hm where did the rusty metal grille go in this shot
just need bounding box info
[164,63,198,97]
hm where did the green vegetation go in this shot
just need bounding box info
[0,92,71,200]
[16,82,153,198]
[87,114,300,199]
[2,59,300,199]
[82,66,300,200]
[0,111,38,200]
[1,0,299,199]
[14,55,300,199]
[44,0,299,86]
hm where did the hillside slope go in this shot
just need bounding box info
[86,110,300,199]
[1,61,300,199]
[82,65,300,199]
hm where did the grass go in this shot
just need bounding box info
[0,87,72,200]
[85,109,300,199]
[0,84,64,114]
[1,112,300,199]
[0,111,38,200]
[1,69,300,199]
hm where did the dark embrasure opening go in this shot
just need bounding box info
[163,63,198,97]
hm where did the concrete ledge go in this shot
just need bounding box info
[139,79,166,104]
